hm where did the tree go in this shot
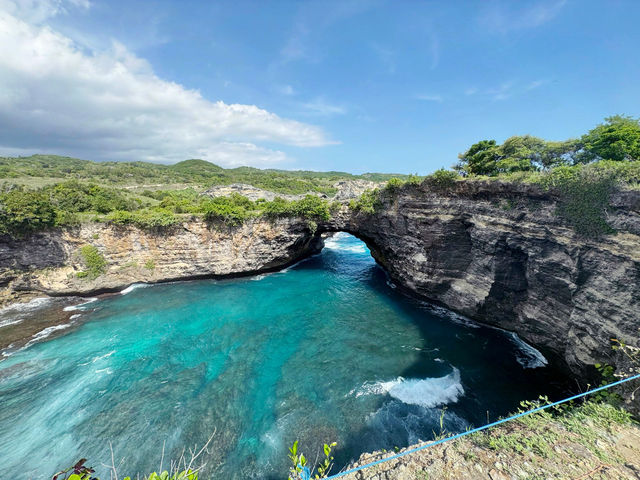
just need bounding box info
[455,139,500,176]
[580,115,640,162]
[456,135,582,176]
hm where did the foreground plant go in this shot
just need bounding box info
[288,440,337,480]
[52,432,214,480]
[52,459,98,480]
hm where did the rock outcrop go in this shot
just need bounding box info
[201,179,382,202]
[202,183,307,201]
[325,181,640,383]
[0,218,320,301]
[332,180,382,201]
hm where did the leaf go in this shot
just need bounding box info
[68,475,82,480]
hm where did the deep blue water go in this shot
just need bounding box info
[0,233,561,479]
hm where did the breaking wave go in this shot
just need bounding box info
[120,283,151,295]
[508,332,548,369]
[324,232,368,254]
[24,324,72,349]
[351,368,465,408]
[63,298,98,311]
[0,298,53,328]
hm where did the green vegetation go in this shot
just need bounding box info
[455,115,640,176]
[0,154,409,195]
[349,116,640,237]
[349,188,381,214]
[0,182,335,235]
[0,189,57,235]
[472,397,635,464]
[77,245,107,279]
[52,460,197,480]
[287,440,337,480]
[2,115,639,238]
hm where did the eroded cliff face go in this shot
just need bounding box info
[0,218,320,303]
[1,181,638,385]
[326,181,640,381]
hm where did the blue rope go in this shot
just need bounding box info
[326,373,640,479]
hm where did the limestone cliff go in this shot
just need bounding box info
[1,180,638,388]
[326,181,640,383]
[0,217,320,302]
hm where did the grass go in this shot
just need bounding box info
[78,245,107,279]
[470,399,634,463]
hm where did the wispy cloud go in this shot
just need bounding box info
[487,81,516,101]
[278,84,297,96]
[478,0,567,34]
[415,94,443,103]
[0,0,90,23]
[371,43,396,74]
[301,98,347,117]
[525,79,548,91]
[465,79,549,101]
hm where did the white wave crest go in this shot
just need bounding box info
[0,297,54,328]
[508,332,548,369]
[351,368,465,408]
[63,298,98,311]
[323,232,368,253]
[120,283,151,295]
[24,324,72,348]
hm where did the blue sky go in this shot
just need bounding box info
[0,0,639,174]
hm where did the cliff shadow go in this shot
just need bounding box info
[289,232,573,476]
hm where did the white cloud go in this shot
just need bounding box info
[300,98,347,117]
[0,10,335,166]
[415,94,443,103]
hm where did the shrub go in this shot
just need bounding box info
[349,189,380,214]
[200,199,251,226]
[293,195,330,221]
[144,259,156,270]
[262,196,330,221]
[78,245,107,279]
[535,164,617,237]
[427,169,459,189]
[107,208,179,229]
[0,189,57,235]
[384,177,405,192]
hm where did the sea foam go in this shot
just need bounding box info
[352,368,465,408]
[63,297,98,311]
[120,283,151,295]
[508,332,548,369]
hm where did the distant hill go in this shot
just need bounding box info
[0,154,416,195]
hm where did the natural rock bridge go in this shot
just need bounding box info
[1,181,639,393]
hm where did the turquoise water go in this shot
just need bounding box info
[0,233,561,479]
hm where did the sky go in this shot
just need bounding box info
[0,0,639,174]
